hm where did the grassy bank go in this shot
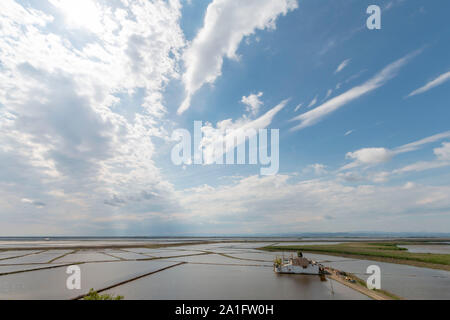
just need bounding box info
[261,242,450,271]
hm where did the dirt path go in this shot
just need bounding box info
[325,268,394,300]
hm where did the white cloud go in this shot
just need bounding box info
[178,174,450,233]
[340,139,450,183]
[345,130,355,136]
[178,0,298,114]
[307,95,318,108]
[335,58,351,74]
[370,171,391,183]
[345,69,367,84]
[337,171,366,183]
[290,50,421,131]
[294,103,303,112]
[304,164,328,175]
[342,131,450,171]
[384,0,408,11]
[394,160,450,174]
[49,0,103,31]
[393,142,450,174]
[337,170,391,184]
[0,0,185,234]
[21,198,46,208]
[434,142,450,161]
[323,89,333,100]
[407,71,450,97]
[393,131,450,154]
[1,1,448,236]
[241,92,263,116]
[403,182,416,190]
[1,0,185,118]
[201,99,288,164]
[345,148,393,168]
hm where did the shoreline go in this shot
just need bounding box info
[324,267,400,300]
[2,237,450,251]
[262,249,450,272]
[1,240,447,300]
[261,243,450,272]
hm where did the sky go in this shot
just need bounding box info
[0,0,449,236]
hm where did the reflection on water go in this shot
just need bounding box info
[0,239,448,300]
[104,263,369,300]
[314,254,450,300]
[0,260,178,300]
[102,249,151,260]
[0,250,40,259]
[400,245,450,254]
[0,263,68,275]
[162,254,273,266]
[54,251,119,263]
[272,242,343,246]
[1,250,72,264]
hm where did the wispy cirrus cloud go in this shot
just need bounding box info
[307,95,318,108]
[393,131,450,154]
[341,130,450,170]
[407,71,450,97]
[178,0,298,114]
[290,50,421,131]
[393,142,450,174]
[335,58,351,74]
[323,89,333,101]
[344,130,355,136]
[294,103,303,112]
[201,98,289,165]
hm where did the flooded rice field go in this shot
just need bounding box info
[0,260,178,299]
[103,263,367,300]
[0,239,448,300]
[398,245,450,254]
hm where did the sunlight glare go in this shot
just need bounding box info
[49,0,103,32]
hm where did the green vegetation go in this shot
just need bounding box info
[83,289,124,300]
[365,243,408,251]
[373,288,402,300]
[261,242,450,271]
[346,272,402,300]
[273,257,282,267]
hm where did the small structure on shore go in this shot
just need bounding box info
[274,251,323,275]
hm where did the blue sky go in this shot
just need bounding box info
[0,0,449,236]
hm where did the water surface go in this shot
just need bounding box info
[400,245,450,254]
[104,263,369,300]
